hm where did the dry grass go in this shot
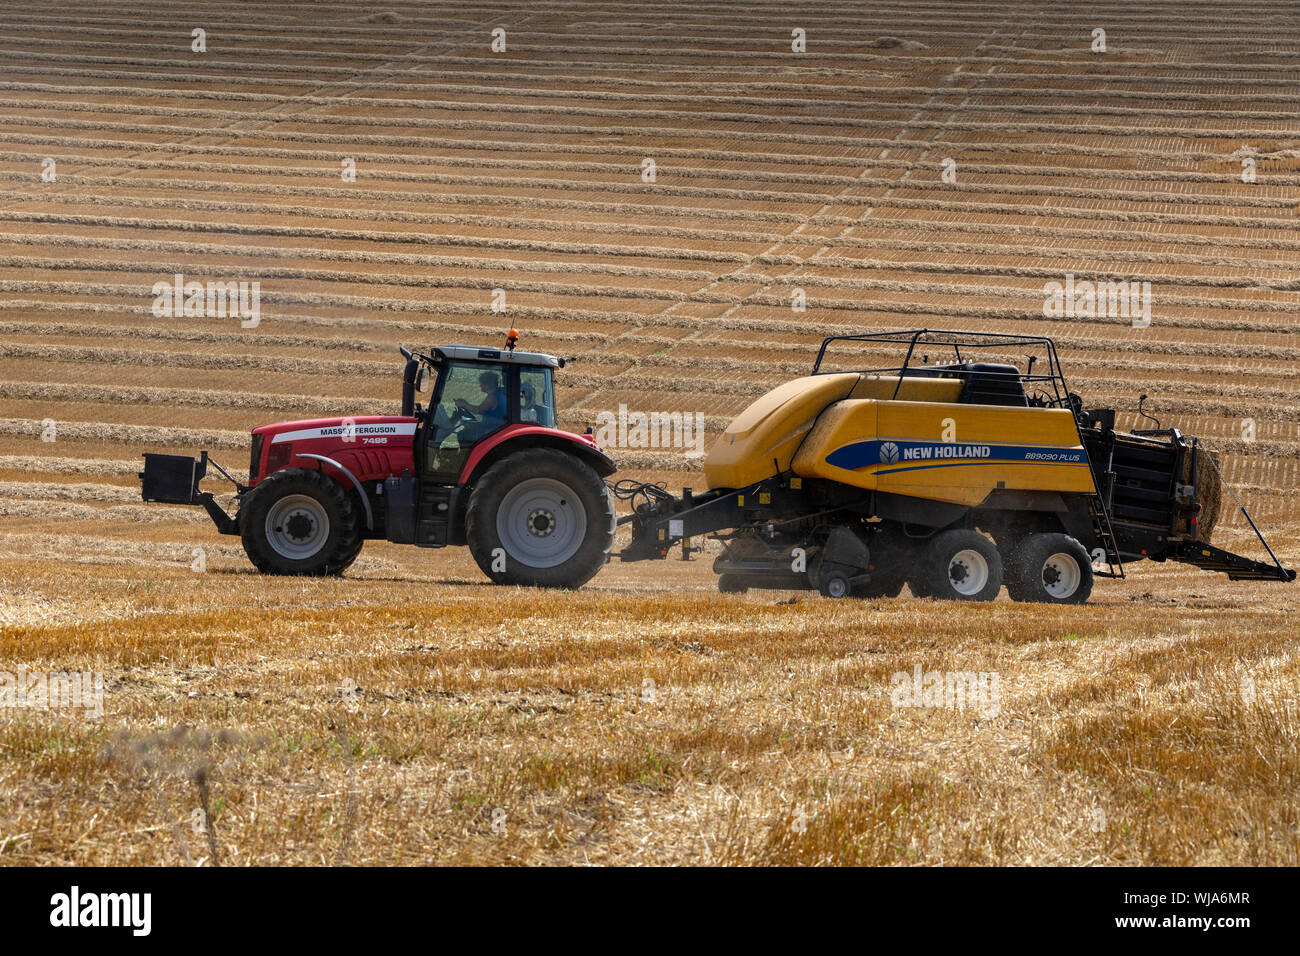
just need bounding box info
[2,551,1296,866]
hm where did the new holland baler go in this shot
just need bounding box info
[618,329,1293,603]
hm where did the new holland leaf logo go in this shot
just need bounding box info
[879,441,900,464]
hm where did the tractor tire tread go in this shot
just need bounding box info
[466,448,614,588]
[238,467,362,576]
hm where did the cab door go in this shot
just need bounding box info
[421,360,513,482]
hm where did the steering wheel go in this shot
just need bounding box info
[450,403,477,424]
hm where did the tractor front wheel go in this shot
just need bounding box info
[239,468,363,576]
[466,448,615,588]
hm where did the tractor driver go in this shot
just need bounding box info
[454,370,507,440]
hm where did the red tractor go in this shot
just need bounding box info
[140,337,617,587]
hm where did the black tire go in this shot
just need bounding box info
[239,468,362,576]
[859,564,907,598]
[1004,533,1093,604]
[336,527,366,571]
[718,573,748,594]
[920,529,1002,601]
[818,572,851,599]
[466,448,615,588]
[908,564,933,598]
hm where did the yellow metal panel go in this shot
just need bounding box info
[794,400,1096,506]
[704,367,1097,509]
[703,373,858,489]
[793,399,879,485]
[849,375,963,403]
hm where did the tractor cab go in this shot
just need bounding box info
[406,344,562,482]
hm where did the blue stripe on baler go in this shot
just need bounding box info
[874,460,1091,476]
[825,439,1088,471]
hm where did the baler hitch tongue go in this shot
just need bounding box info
[612,478,684,560]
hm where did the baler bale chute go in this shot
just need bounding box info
[618,329,1293,603]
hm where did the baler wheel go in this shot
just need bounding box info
[818,572,851,599]
[919,530,1003,601]
[1005,533,1093,604]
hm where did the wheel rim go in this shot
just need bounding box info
[948,548,989,595]
[1041,552,1081,598]
[497,477,587,568]
[265,494,330,559]
[825,576,848,598]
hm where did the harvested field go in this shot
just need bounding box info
[1,1,1298,867]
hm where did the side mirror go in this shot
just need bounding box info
[416,367,430,393]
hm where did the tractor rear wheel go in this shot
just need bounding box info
[239,468,362,576]
[919,529,1002,601]
[1005,533,1093,604]
[466,448,615,588]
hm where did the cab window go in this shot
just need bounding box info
[518,367,556,428]
[423,361,509,479]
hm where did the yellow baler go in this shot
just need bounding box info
[619,329,1293,603]
[706,374,1096,509]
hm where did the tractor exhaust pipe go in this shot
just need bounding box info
[400,356,419,416]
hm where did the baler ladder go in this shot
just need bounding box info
[1083,432,1125,579]
[1088,492,1125,579]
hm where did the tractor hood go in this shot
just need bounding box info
[250,415,418,485]
[253,415,418,445]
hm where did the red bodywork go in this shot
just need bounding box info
[250,416,604,489]
[250,416,418,487]
[456,423,603,483]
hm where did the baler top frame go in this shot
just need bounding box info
[812,328,1073,408]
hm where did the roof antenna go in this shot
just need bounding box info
[505,327,518,352]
